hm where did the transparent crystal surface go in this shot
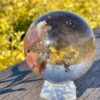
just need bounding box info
[24,11,95,82]
[40,80,76,100]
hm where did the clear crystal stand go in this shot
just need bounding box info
[40,80,76,100]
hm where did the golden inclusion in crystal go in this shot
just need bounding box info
[48,45,80,65]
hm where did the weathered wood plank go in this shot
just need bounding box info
[0,30,100,100]
[85,88,100,100]
[0,61,44,100]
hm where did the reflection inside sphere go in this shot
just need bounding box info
[24,11,95,82]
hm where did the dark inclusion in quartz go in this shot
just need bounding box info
[24,11,95,82]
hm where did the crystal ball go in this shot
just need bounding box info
[24,11,95,82]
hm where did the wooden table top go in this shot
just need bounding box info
[0,32,100,100]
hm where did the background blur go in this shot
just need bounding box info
[0,0,100,70]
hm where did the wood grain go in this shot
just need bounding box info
[0,30,100,100]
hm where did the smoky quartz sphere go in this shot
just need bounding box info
[24,11,95,82]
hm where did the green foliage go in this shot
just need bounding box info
[0,0,100,70]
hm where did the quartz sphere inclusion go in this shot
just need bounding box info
[24,11,95,82]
